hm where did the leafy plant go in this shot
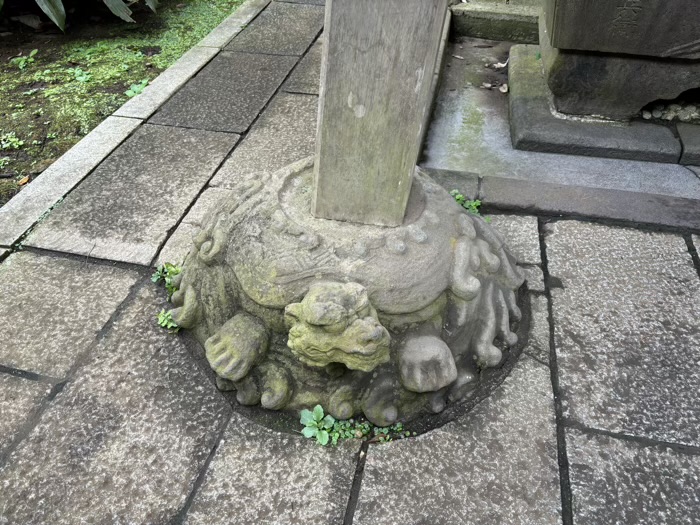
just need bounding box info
[157,309,180,332]
[68,67,92,83]
[0,132,24,150]
[300,406,414,447]
[300,405,335,446]
[152,262,181,298]
[3,1,160,32]
[0,157,10,169]
[10,49,38,70]
[125,78,149,97]
[450,189,491,222]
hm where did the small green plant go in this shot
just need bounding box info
[157,309,180,332]
[152,262,182,298]
[10,49,38,70]
[0,132,24,150]
[68,67,92,83]
[46,133,57,140]
[0,157,10,169]
[450,189,490,221]
[125,78,149,97]
[300,405,336,446]
[300,406,413,447]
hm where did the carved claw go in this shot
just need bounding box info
[205,313,269,382]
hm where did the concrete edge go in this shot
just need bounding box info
[115,0,271,119]
[450,2,539,44]
[508,45,682,164]
[0,116,142,247]
[425,166,700,232]
[677,123,700,166]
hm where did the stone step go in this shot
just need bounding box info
[451,0,540,44]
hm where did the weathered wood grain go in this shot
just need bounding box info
[313,0,450,226]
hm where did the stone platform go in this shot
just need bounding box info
[0,1,699,524]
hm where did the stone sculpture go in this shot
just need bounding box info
[168,157,524,426]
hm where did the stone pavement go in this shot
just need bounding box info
[1,1,699,524]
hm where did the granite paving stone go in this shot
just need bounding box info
[25,125,238,265]
[197,0,272,48]
[0,252,139,377]
[150,52,297,133]
[525,294,550,365]
[225,1,324,56]
[487,214,541,265]
[546,221,700,446]
[0,375,52,457]
[0,116,140,247]
[354,356,561,525]
[184,413,360,525]
[566,428,700,525]
[114,46,219,120]
[521,263,545,292]
[0,285,231,524]
[278,0,324,4]
[283,40,322,94]
[211,92,317,187]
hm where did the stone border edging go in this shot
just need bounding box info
[0,0,271,250]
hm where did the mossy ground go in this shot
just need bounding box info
[0,0,244,206]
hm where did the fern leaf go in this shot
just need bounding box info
[145,0,158,13]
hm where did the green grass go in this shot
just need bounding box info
[0,0,244,206]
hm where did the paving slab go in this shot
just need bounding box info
[0,116,140,247]
[150,51,297,133]
[278,0,324,4]
[526,294,550,365]
[0,374,52,457]
[283,40,322,95]
[198,0,272,48]
[509,45,682,163]
[0,252,139,377]
[156,187,234,266]
[225,1,324,56]
[521,263,545,292]
[486,214,541,265]
[566,428,700,525]
[546,221,700,446]
[25,125,238,266]
[423,41,700,200]
[354,356,561,525]
[184,413,360,525]
[114,46,219,120]
[0,285,231,524]
[211,92,317,187]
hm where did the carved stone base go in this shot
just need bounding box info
[169,158,524,426]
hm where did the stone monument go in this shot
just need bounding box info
[542,0,700,120]
[168,0,524,426]
[508,0,700,163]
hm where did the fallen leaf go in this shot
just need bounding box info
[452,55,465,60]
[18,176,30,186]
[481,82,492,89]
[499,84,509,93]
[494,60,509,69]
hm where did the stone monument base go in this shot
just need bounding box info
[168,158,524,426]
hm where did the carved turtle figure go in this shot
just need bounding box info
[168,157,524,426]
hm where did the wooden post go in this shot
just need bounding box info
[313,0,450,227]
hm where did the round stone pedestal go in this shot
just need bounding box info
[168,158,524,426]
